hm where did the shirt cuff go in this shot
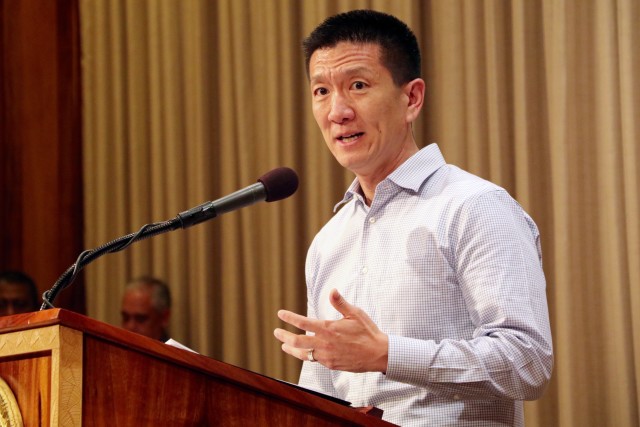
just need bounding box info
[385,334,435,386]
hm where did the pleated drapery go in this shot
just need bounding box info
[80,1,640,425]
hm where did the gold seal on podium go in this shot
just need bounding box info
[0,377,23,427]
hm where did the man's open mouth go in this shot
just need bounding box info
[338,132,364,143]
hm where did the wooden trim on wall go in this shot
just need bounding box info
[0,0,85,313]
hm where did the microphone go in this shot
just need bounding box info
[40,166,299,310]
[176,167,299,228]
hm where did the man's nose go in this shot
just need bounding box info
[328,93,355,124]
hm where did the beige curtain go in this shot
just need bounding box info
[80,0,639,425]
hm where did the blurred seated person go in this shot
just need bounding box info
[121,276,171,341]
[0,270,40,316]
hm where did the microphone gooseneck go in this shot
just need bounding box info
[40,167,299,310]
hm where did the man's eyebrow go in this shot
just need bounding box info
[310,66,374,86]
[309,74,323,86]
[342,66,374,77]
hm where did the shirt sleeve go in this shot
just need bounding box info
[385,190,554,401]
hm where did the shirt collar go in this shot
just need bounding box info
[333,143,446,212]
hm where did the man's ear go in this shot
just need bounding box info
[405,78,425,124]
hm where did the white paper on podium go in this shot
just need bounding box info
[164,338,199,354]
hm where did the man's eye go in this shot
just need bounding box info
[351,81,366,90]
[135,315,149,323]
[314,87,328,96]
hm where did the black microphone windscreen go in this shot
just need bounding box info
[258,167,299,202]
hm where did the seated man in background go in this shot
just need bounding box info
[0,270,40,316]
[121,276,171,341]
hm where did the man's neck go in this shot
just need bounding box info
[356,144,419,206]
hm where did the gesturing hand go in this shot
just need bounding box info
[274,288,388,373]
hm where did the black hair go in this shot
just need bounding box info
[0,270,39,310]
[302,9,421,86]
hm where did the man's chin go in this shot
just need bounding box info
[337,162,365,176]
[333,152,368,172]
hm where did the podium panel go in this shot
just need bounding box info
[0,310,396,426]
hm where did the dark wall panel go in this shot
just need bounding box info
[0,0,85,313]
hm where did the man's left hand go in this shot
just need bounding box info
[274,288,388,373]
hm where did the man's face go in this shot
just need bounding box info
[0,282,35,316]
[121,289,169,341]
[309,42,419,181]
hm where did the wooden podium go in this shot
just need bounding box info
[0,309,395,426]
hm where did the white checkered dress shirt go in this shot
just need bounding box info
[299,144,553,426]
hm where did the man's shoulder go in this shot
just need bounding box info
[425,164,504,202]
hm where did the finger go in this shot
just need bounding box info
[277,309,321,333]
[274,327,318,362]
[273,327,315,349]
[280,343,316,362]
[329,288,358,317]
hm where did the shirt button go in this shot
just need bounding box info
[361,266,368,274]
[453,394,461,400]
[369,217,376,224]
